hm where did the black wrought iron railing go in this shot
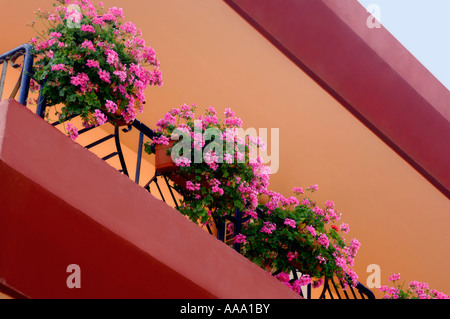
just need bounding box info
[0,44,34,106]
[0,44,375,299]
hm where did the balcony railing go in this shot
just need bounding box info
[0,44,375,299]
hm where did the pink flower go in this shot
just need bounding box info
[379,285,389,292]
[105,100,117,113]
[120,21,137,34]
[235,151,245,162]
[66,123,78,141]
[47,13,60,22]
[286,196,299,207]
[98,69,111,83]
[206,106,217,115]
[327,208,339,221]
[317,254,327,264]
[325,200,335,208]
[153,135,170,145]
[81,39,95,51]
[312,206,324,216]
[274,272,290,283]
[81,24,96,33]
[287,251,298,261]
[105,49,119,65]
[284,218,296,228]
[388,273,401,282]
[292,186,304,194]
[223,153,233,164]
[101,13,116,22]
[260,221,276,234]
[204,150,219,171]
[306,225,317,237]
[309,184,319,191]
[318,233,329,248]
[340,223,350,234]
[224,108,235,118]
[211,185,224,196]
[335,256,347,271]
[66,10,83,23]
[349,238,361,256]
[113,70,127,82]
[70,72,90,92]
[174,156,191,167]
[94,109,107,126]
[224,116,243,128]
[186,181,201,192]
[49,32,62,38]
[312,278,324,288]
[108,6,124,18]
[233,234,246,244]
[204,115,219,126]
[86,59,99,68]
[297,274,311,287]
[301,198,311,207]
[51,64,67,71]
[121,105,136,123]
[92,16,105,26]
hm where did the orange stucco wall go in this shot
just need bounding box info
[1,0,449,298]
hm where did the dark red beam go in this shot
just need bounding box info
[224,0,450,198]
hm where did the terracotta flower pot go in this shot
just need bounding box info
[155,140,177,173]
[108,115,130,127]
[107,109,132,127]
[154,141,211,191]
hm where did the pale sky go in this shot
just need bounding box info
[358,0,450,90]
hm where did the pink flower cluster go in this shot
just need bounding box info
[284,218,296,229]
[70,72,93,93]
[306,225,316,237]
[31,0,163,140]
[153,135,170,146]
[318,233,329,249]
[105,100,118,114]
[233,234,247,244]
[66,122,78,141]
[94,109,107,126]
[51,64,67,71]
[260,221,277,234]
[274,272,311,294]
[209,179,224,196]
[186,181,201,192]
[380,273,449,299]
[292,187,304,194]
[253,186,362,289]
[81,39,95,51]
[287,251,298,262]
[388,273,401,282]
[204,150,219,171]
[174,156,191,167]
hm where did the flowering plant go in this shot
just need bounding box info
[29,0,162,140]
[380,273,449,299]
[239,186,361,291]
[146,104,270,228]
[148,106,363,294]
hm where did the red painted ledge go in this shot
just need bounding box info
[224,0,450,198]
[0,99,300,299]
